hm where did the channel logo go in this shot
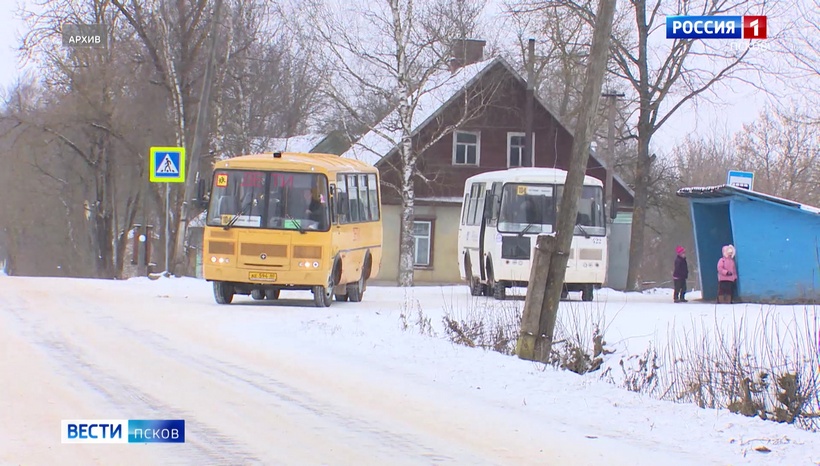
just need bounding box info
[666,15,767,39]
[61,419,185,444]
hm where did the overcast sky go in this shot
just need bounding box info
[0,1,805,156]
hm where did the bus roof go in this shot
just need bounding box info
[214,152,377,173]
[464,167,603,187]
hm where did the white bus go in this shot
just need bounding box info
[457,168,613,301]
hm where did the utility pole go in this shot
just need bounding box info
[601,91,624,219]
[172,0,223,275]
[516,0,617,362]
[523,39,535,167]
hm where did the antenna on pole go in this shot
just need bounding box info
[524,39,535,167]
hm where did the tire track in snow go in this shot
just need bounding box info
[104,321,465,465]
[2,295,263,466]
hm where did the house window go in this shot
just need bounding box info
[508,132,534,167]
[413,220,433,267]
[453,131,480,165]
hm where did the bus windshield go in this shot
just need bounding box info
[498,184,556,234]
[557,185,606,236]
[206,170,330,231]
[498,183,605,236]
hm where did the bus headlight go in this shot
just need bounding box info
[299,261,305,267]
[313,261,319,268]
[211,256,217,263]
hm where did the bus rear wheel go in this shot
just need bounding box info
[347,274,366,302]
[265,289,280,300]
[251,289,265,300]
[213,281,234,305]
[492,281,506,300]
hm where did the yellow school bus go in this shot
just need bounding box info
[203,152,382,307]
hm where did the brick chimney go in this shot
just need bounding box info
[448,38,486,72]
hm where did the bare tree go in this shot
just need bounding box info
[549,0,772,290]
[304,0,496,286]
[733,107,820,205]
[505,0,594,126]
[109,0,219,275]
[778,0,820,120]
[8,0,152,278]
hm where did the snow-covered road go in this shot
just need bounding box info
[1,276,817,465]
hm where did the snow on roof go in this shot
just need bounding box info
[255,134,326,154]
[340,58,503,166]
[677,185,820,214]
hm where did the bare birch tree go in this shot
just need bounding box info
[304,0,494,286]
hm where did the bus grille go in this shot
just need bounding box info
[208,241,235,255]
[501,236,531,260]
[579,248,603,261]
[293,245,322,259]
[241,243,287,257]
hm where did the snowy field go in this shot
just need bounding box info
[1,276,818,465]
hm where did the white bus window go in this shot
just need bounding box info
[467,183,486,226]
[497,184,555,234]
[555,185,606,236]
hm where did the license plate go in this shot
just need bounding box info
[249,272,277,282]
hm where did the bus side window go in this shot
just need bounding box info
[460,189,470,225]
[329,184,336,224]
[336,174,349,223]
[367,174,380,221]
[347,174,360,222]
[358,174,370,221]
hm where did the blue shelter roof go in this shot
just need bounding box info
[676,185,820,215]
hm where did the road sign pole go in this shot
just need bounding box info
[165,183,170,274]
[149,146,186,275]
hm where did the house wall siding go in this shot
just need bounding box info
[372,204,462,284]
[377,67,632,206]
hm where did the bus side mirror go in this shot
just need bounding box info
[195,178,209,209]
[609,197,619,220]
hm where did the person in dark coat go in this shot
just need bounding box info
[673,245,689,302]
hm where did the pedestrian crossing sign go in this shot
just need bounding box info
[149,147,186,183]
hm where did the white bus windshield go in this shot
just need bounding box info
[498,184,556,234]
[498,183,605,236]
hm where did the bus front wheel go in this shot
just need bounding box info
[313,284,333,307]
[251,289,265,300]
[582,285,594,302]
[213,281,234,305]
[469,276,485,297]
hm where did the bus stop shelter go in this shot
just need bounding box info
[677,185,820,304]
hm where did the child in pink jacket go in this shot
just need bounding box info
[717,244,737,304]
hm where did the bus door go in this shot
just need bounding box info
[479,182,502,281]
